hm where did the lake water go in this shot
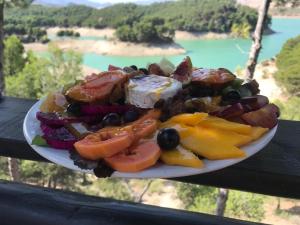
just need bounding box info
[44,18,300,72]
[82,18,300,71]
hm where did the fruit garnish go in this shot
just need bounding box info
[191,68,235,88]
[239,79,260,96]
[40,123,77,150]
[210,103,244,119]
[157,128,180,150]
[123,110,140,123]
[104,140,161,173]
[102,113,122,127]
[241,104,279,129]
[108,64,122,71]
[67,102,82,116]
[171,56,192,84]
[66,71,128,103]
[40,92,67,113]
[241,95,269,112]
[138,68,149,75]
[36,112,78,127]
[74,128,134,160]
[160,145,203,168]
[148,63,166,76]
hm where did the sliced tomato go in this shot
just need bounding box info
[74,128,134,160]
[105,140,161,172]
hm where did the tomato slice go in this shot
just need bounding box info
[74,128,134,160]
[105,140,161,172]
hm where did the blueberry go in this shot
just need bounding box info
[157,128,180,150]
[67,103,82,116]
[102,113,121,126]
[123,110,139,123]
[130,65,138,71]
[139,68,149,75]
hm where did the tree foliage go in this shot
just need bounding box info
[176,182,265,221]
[4,0,270,37]
[4,35,26,76]
[116,17,174,43]
[5,42,82,98]
[275,35,300,95]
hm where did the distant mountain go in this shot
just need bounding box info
[33,0,111,8]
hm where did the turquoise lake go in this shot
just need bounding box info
[45,18,300,72]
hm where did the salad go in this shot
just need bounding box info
[32,57,280,177]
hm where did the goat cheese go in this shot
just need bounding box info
[126,75,182,108]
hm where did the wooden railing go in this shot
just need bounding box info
[1,96,300,225]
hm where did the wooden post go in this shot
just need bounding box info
[0,2,4,96]
[245,0,271,79]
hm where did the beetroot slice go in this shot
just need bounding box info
[40,123,77,150]
[81,104,134,116]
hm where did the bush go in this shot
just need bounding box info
[275,35,300,94]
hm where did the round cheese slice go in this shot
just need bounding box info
[126,75,182,108]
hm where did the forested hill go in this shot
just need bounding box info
[4,0,269,33]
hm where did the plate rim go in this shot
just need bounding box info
[23,99,277,178]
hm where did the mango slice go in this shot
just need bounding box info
[179,125,246,160]
[197,126,253,147]
[198,116,252,135]
[166,112,208,126]
[160,145,203,168]
[248,127,269,141]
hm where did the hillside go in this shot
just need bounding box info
[5,0,267,33]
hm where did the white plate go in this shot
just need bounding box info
[23,100,277,178]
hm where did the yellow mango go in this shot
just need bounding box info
[160,145,203,168]
[248,127,269,141]
[197,126,253,147]
[179,125,246,160]
[198,116,252,135]
[167,113,208,126]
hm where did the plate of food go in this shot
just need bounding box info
[23,57,279,178]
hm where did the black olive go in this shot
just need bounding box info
[130,65,138,71]
[157,128,180,150]
[123,110,139,123]
[67,103,82,116]
[102,113,121,126]
[139,68,149,75]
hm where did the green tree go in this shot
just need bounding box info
[5,44,82,98]
[231,23,251,38]
[116,17,175,43]
[4,35,26,76]
[275,97,300,121]
[0,0,33,95]
[275,35,300,95]
[176,183,265,221]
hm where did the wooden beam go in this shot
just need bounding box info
[1,97,300,198]
[0,180,266,225]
